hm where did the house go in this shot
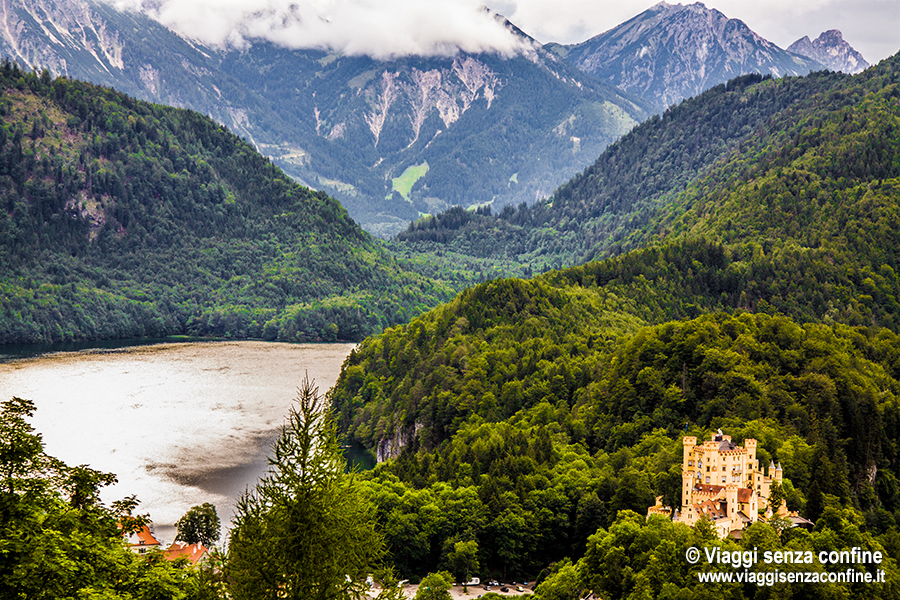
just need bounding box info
[648,431,792,538]
[163,541,210,566]
[124,524,162,555]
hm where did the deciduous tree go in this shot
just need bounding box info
[176,502,221,547]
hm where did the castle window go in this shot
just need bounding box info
[706,477,710,484]
[722,476,726,483]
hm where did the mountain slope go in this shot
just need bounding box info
[328,57,900,581]
[0,64,451,344]
[394,69,850,270]
[0,0,284,144]
[219,41,648,235]
[552,1,823,112]
[331,52,900,457]
[0,0,650,236]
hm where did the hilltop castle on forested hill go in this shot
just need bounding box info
[649,431,811,538]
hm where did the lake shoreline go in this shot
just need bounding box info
[0,335,359,363]
[0,340,356,544]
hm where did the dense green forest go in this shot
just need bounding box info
[328,53,900,590]
[393,63,889,271]
[3,44,900,600]
[0,61,456,344]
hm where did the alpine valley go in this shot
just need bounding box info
[2,1,900,600]
[0,0,859,236]
[329,51,900,594]
[0,0,653,235]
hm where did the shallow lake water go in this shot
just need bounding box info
[0,340,355,544]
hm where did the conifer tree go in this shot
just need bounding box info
[227,377,384,599]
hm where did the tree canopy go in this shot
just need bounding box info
[0,396,215,598]
[175,503,221,547]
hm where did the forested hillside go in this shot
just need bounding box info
[0,63,452,344]
[2,0,654,236]
[329,53,900,586]
[394,63,882,271]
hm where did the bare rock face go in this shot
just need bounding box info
[559,1,824,112]
[0,0,125,80]
[787,30,869,74]
[0,0,647,236]
[0,0,256,138]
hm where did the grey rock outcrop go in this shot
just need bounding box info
[787,30,869,74]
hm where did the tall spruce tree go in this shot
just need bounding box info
[227,377,384,599]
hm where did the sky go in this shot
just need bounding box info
[493,0,898,64]
[116,0,898,64]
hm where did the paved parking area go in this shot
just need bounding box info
[400,583,534,598]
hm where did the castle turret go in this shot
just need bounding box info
[775,462,783,482]
[745,439,757,464]
[683,470,695,508]
[683,436,697,468]
[726,483,739,517]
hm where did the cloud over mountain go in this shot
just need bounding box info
[111,0,531,58]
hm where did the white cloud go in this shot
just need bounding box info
[488,0,898,64]
[111,0,897,63]
[114,0,532,59]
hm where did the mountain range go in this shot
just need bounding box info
[548,1,825,112]
[326,52,900,585]
[0,0,649,235]
[1,0,899,592]
[0,0,867,235]
[339,52,900,460]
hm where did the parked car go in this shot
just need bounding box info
[501,586,510,592]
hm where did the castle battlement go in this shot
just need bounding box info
[654,430,784,538]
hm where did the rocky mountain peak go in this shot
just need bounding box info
[787,30,869,74]
[561,1,823,112]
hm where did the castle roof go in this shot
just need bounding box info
[692,483,753,504]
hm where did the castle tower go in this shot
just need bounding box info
[681,437,698,508]
[745,439,757,464]
[725,483,739,518]
[775,462,783,482]
[683,436,697,468]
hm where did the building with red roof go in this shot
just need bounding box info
[124,524,162,555]
[164,541,210,566]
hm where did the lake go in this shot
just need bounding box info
[0,340,356,544]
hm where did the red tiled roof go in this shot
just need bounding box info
[164,541,209,566]
[696,499,727,519]
[125,524,161,548]
[695,484,724,494]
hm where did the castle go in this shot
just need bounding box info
[648,431,787,538]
